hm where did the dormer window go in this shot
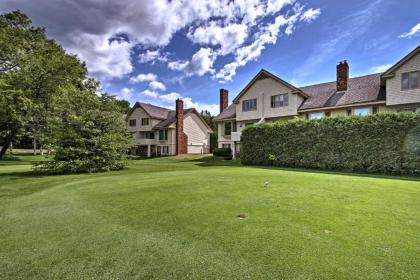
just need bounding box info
[402,71,419,90]
[271,94,288,108]
[242,99,257,111]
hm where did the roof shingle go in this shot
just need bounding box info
[138,102,171,120]
[214,104,236,121]
[299,73,386,110]
[153,109,194,128]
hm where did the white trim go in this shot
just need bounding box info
[298,101,386,113]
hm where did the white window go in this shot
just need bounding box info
[145,132,155,139]
[141,118,149,126]
[271,94,289,108]
[129,119,136,126]
[222,144,231,149]
[309,112,324,119]
[398,108,420,113]
[402,72,419,90]
[353,108,370,116]
[224,122,232,136]
[159,130,168,140]
[242,99,257,111]
[162,146,169,155]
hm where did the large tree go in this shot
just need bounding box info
[0,11,86,159]
[1,11,131,173]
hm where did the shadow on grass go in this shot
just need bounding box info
[190,155,420,182]
[187,155,242,167]
[0,179,57,199]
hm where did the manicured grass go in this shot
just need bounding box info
[0,155,419,279]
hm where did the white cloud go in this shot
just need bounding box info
[215,4,320,82]
[138,49,168,64]
[168,48,216,76]
[398,23,420,38]
[0,0,320,82]
[138,89,219,115]
[149,81,166,91]
[369,64,392,73]
[182,97,219,115]
[141,89,159,99]
[266,0,294,14]
[188,22,249,55]
[129,73,157,83]
[159,92,182,103]
[67,33,133,80]
[216,14,290,81]
[300,8,321,23]
[114,87,133,100]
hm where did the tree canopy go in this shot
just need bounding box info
[0,11,131,173]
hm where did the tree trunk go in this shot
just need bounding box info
[40,143,44,155]
[33,138,37,155]
[0,130,16,160]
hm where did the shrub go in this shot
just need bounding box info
[241,113,420,175]
[213,147,232,157]
[35,88,131,174]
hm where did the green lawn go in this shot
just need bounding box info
[0,155,419,279]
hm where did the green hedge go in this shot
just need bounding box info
[213,147,232,157]
[241,113,420,175]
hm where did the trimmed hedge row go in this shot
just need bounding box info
[241,113,420,175]
[213,147,232,157]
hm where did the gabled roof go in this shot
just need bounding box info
[299,73,386,111]
[215,63,395,120]
[127,102,213,133]
[381,45,420,78]
[232,69,308,103]
[153,108,213,133]
[127,102,171,120]
[214,104,236,121]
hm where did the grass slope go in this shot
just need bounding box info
[0,155,419,279]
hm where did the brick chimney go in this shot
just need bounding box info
[175,99,187,155]
[220,89,228,113]
[337,60,349,91]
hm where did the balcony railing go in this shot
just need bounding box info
[133,138,156,145]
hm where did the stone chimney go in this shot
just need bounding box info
[175,99,187,155]
[220,89,228,113]
[337,60,349,91]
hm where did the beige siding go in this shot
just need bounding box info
[156,128,175,145]
[330,109,348,117]
[377,105,397,113]
[235,77,303,121]
[218,122,232,142]
[128,107,212,156]
[127,107,155,132]
[155,129,176,155]
[386,51,420,105]
[184,113,210,153]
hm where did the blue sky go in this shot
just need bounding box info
[1,0,419,114]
